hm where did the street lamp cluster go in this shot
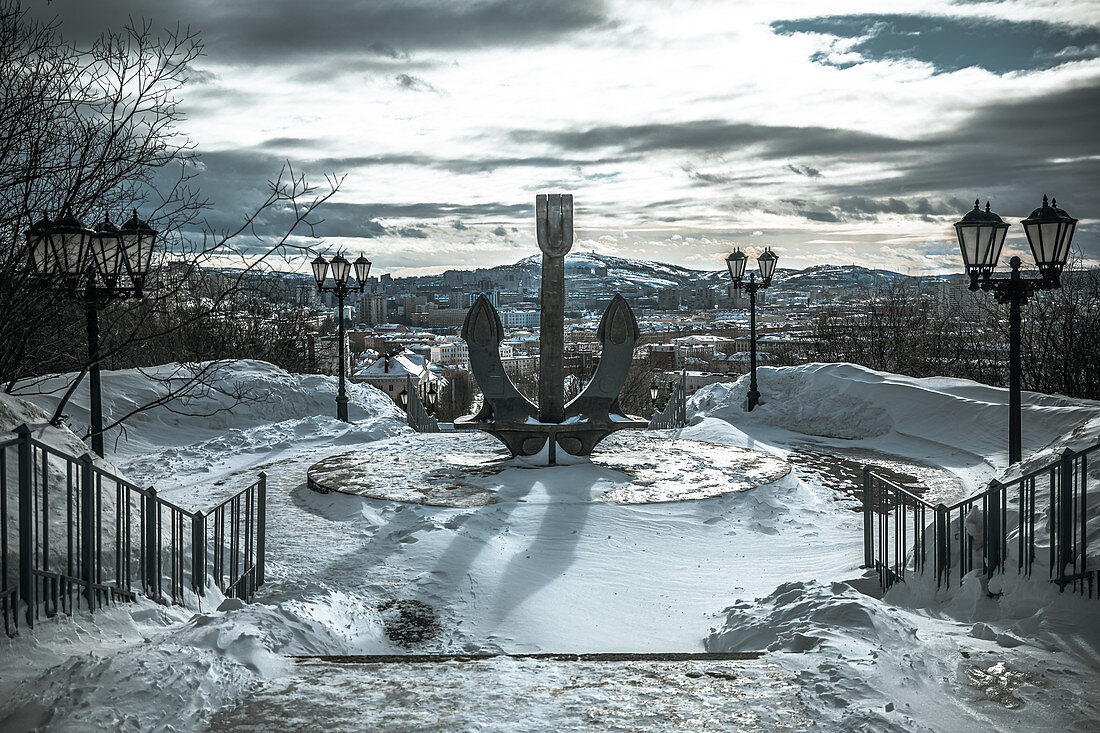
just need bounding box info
[311,252,371,422]
[953,196,1078,464]
[24,208,158,456]
[398,378,438,415]
[726,246,779,411]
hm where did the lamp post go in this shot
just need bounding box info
[726,246,778,411]
[953,197,1077,465]
[424,382,438,415]
[649,379,660,410]
[25,208,157,457]
[312,252,371,422]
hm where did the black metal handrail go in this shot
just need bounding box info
[649,373,687,430]
[405,378,440,434]
[864,441,1097,596]
[1,424,268,637]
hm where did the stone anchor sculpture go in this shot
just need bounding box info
[456,193,647,464]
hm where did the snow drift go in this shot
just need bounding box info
[690,362,1100,474]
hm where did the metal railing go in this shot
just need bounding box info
[649,372,688,430]
[1,424,267,637]
[864,441,1097,596]
[405,377,440,433]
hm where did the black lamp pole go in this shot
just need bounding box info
[26,209,156,457]
[954,197,1077,465]
[312,253,371,422]
[726,247,778,412]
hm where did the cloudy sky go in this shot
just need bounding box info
[32,0,1100,275]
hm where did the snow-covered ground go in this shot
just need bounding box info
[1,361,1099,732]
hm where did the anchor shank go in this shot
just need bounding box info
[538,251,566,423]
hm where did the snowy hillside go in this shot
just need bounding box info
[1,360,1098,731]
[516,251,711,290]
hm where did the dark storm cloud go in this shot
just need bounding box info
[316,201,530,238]
[787,164,822,178]
[510,120,919,157]
[258,137,322,150]
[824,83,1100,217]
[394,74,442,93]
[27,0,611,60]
[771,14,1100,74]
[310,153,623,174]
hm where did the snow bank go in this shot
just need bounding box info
[7,361,411,503]
[0,391,99,460]
[0,589,391,732]
[13,360,408,456]
[690,363,1100,472]
[706,578,1100,731]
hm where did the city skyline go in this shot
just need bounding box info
[30,0,1100,276]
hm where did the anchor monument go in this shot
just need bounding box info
[455,194,647,464]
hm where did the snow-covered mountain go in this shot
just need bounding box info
[507,252,926,294]
[514,251,710,291]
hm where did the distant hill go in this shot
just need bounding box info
[505,252,931,293]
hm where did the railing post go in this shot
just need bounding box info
[144,486,159,599]
[986,480,1002,579]
[15,425,34,627]
[862,465,874,568]
[191,510,205,597]
[935,503,949,587]
[78,453,96,612]
[256,473,267,587]
[1057,449,1076,586]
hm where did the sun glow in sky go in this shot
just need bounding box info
[32,0,1100,275]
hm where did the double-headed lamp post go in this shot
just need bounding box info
[311,253,371,422]
[398,377,437,415]
[726,246,779,411]
[953,196,1077,465]
[25,208,157,457]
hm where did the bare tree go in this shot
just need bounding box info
[0,2,343,441]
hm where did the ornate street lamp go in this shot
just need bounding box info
[727,246,778,411]
[312,252,371,422]
[398,386,409,410]
[24,208,157,456]
[649,379,660,407]
[954,197,1077,465]
[425,382,438,414]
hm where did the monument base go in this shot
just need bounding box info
[305,431,792,507]
[453,416,649,463]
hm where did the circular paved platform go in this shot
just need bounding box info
[306,431,791,507]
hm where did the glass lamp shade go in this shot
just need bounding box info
[25,215,53,274]
[91,216,124,282]
[119,210,157,282]
[353,255,372,287]
[398,387,409,408]
[426,383,438,407]
[757,247,779,282]
[1021,196,1077,277]
[330,254,351,286]
[725,248,747,283]
[953,200,1009,275]
[47,208,94,277]
[650,382,659,402]
[311,254,329,288]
